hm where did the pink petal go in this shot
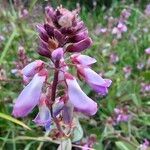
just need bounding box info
[53,97,64,117]
[62,101,73,125]
[77,66,106,85]
[36,24,49,42]
[51,47,64,61]
[23,75,32,84]
[54,29,64,44]
[66,38,93,52]
[33,105,51,130]
[89,84,108,95]
[67,30,88,43]
[77,66,112,95]
[58,59,69,81]
[112,27,118,34]
[22,60,44,77]
[65,73,97,116]
[12,73,46,117]
[104,79,112,87]
[71,54,96,66]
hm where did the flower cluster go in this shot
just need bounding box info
[107,107,130,125]
[111,9,130,39]
[11,46,30,77]
[123,66,132,79]
[12,6,111,134]
[95,8,130,39]
[113,107,130,124]
[141,83,150,96]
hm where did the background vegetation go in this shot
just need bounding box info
[0,0,150,149]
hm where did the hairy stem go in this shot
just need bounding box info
[51,60,60,103]
[50,60,64,136]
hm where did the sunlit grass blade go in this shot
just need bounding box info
[0,112,31,130]
[0,29,17,64]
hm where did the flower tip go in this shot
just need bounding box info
[51,48,64,61]
[66,37,93,52]
[88,102,98,116]
[64,72,74,80]
[104,79,112,87]
[12,108,27,118]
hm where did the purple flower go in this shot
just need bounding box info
[77,65,112,95]
[65,73,98,116]
[12,73,46,117]
[11,6,112,134]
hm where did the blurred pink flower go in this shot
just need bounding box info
[139,139,149,150]
[94,25,108,35]
[145,48,150,55]
[112,22,127,39]
[120,9,131,20]
[20,9,29,18]
[109,53,119,64]
[0,35,5,42]
[145,4,150,16]
[137,63,145,70]
[123,66,132,78]
[82,135,97,150]
[114,107,130,124]
[141,83,150,93]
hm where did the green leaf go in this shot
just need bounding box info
[115,141,137,150]
[0,112,31,130]
[141,71,150,80]
[24,142,36,150]
[71,118,83,142]
[130,93,141,106]
[104,66,116,77]
[57,139,72,150]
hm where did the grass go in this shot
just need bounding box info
[0,1,150,150]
